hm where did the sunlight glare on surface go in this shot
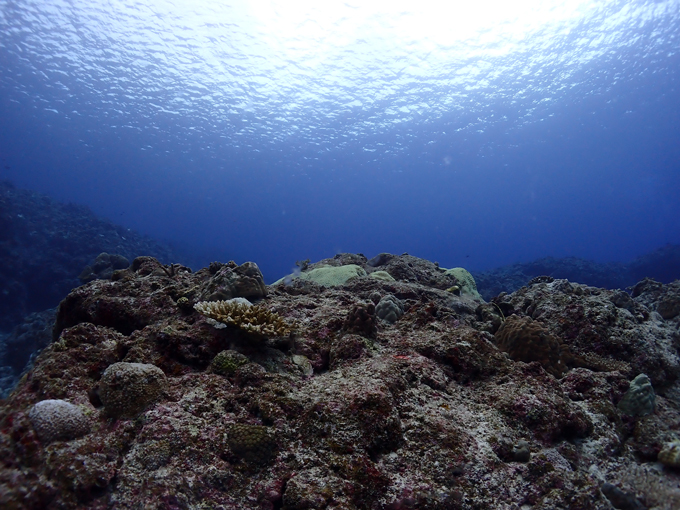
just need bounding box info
[244,0,598,63]
[1,0,675,155]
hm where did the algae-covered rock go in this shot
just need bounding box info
[200,261,267,301]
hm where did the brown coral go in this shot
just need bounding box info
[99,362,167,418]
[494,315,571,377]
[194,299,293,338]
[344,302,377,338]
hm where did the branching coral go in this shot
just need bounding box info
[194,299,293,338]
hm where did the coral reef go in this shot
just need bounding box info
[472,244,680,301]
[0,181,179,331]
[1,252,680,509]
[0,308,55,397]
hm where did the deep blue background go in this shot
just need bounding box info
[1,1,679,282]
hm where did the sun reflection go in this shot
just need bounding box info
[245,0,600,62]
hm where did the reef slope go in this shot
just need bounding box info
[1,253,680,509]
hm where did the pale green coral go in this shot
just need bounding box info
[369,270,395,282]
[442,267,482,300]
[274,264,367,287]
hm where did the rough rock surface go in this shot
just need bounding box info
[1,253,680,509]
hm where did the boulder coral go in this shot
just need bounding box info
[375,294,404,323]
[494,315,571,377]
[99,362,166,418]
[227,423,278,464]
[28,399,91,443]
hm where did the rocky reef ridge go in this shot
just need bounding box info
[1,253,680,509]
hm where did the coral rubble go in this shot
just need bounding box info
[1,252,680,509]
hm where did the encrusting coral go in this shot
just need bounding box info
[194,298,293,338]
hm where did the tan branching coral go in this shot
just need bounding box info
[194,299,293,338]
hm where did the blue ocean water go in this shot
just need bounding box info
[0,0,679,282]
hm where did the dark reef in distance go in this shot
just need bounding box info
[1,253,679,509]
[0,180,179,331]
[472,245,680,301]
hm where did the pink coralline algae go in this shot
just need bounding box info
[1,253,680,509]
